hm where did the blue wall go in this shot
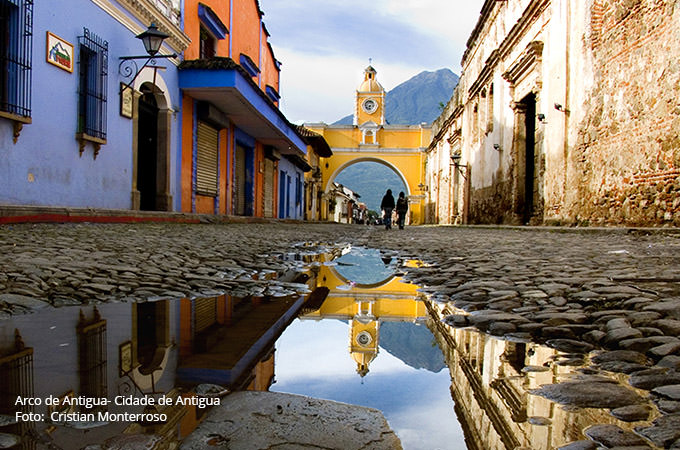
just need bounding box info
[0,2,181,210]
[277,156,304,219]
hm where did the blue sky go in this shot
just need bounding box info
[272,318,465,449]
[258,0,485,124]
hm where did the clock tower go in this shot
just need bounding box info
[355,65,385,144]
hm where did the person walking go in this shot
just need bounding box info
[396,191,408,230]
[380,189,395,230]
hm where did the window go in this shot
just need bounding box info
[296,173,301,206]
[487,83,494,134]
[77,28,108,144]
[0,0,33,119]
[199,26,215,59]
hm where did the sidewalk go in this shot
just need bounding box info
[0,205,280,225]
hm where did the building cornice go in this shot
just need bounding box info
[463,0,550,67]
[502,41,544,85]
[497,0,550,60]
[91,0,190,54]
[468,49,500,98]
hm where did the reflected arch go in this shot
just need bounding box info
[324,157,411,197]
[330,265,396,289]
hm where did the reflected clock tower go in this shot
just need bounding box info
[349,299,379,377]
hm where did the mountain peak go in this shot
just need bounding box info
[334,68,459,125]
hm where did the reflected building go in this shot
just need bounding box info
[0,287,311,449]
[426,301,649,450]
[177,293,304,390]
[301,252,427,377]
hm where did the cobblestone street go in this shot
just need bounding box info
[2,222,680,327]
[3,222,680,448]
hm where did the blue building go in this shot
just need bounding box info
[278,155,308,220]
[0,0,189,211]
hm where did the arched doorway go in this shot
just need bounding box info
[131,75,173,212]
[134,300,170,376]
[137,88,159,211]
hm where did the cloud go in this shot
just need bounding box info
[258,0,485,124]
[261,1,455,67]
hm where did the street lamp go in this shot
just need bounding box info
[136,23,169,56]
[119,23,178,94]
[450,153,468,178]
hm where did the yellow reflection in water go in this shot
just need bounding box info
[301,261,427,377]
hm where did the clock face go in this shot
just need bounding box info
[362,98,378,114]
[356,331,373,347]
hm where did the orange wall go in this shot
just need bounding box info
[261,40,280,95]
[183,0,231,60]
[254,143,264,217]
[181,0,286,216]
[232,0,261,81]
[219,128,228,214]
[181,97,194,212]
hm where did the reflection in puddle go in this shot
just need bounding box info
[0,291,302,449]
[0,244,657,449]
[274,247,459,449]
[427,302,657,450]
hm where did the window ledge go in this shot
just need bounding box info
[0,111,32,144]
[76,133,107,159]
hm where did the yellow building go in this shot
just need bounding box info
[306,66,431,224]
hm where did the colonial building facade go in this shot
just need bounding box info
[429,0,680,226]
[0,0,326,221]
[0,0,188,212]
[178,0,312,218]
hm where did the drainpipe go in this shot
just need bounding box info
[228,0,233,57]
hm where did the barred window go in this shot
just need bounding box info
[78,28,108,141]
[0,0,33,118]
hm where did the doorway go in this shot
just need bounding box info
[135,301,169,375]
[137,90,159,211]
[520,93,537,224]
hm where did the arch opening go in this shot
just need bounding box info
[328,159,409,216]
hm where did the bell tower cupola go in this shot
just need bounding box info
[355,63,385,130]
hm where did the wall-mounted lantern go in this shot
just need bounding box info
[450,153,468,179]
[119,23,177,97]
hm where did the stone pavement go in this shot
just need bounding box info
[2,222,680,447]
[180,391,402,450]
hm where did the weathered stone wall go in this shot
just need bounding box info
[568,0,680,226]
[469,179,515,224]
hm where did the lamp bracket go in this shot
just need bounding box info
[118,54,177,94]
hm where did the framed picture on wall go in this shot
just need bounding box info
[46,32,74,73]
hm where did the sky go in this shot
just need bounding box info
[258,0,485,124]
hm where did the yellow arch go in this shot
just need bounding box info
[324,157,411,197]
[305,120,430,224]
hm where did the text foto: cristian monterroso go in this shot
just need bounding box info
[14,395,220,423]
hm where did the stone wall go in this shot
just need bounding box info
[469,179,515,224]
[569,0,680,226]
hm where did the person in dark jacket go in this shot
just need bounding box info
[380,189,395,230]
[396,191,408,229]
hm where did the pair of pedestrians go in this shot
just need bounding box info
[380,189,408,230]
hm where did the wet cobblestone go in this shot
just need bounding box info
[3,222,680,447]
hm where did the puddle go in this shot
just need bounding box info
[0,244,661,449]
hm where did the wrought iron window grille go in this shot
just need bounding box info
[77,28,108,159]
[0,0,33,143]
